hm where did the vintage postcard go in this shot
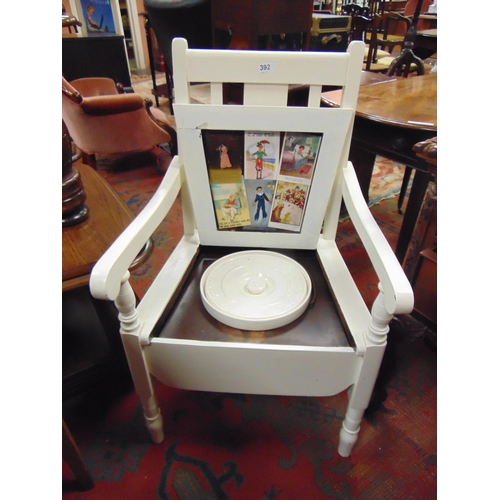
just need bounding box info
[244,132,281,181]
[268,180,310,232]
[211,181,252,230]
[202,129,320,233]
[279,132,322,180]
[202,130,245,185]
[244,179,276,229]
[80,0,116,35]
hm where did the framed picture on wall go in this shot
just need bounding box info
[79,0,117,35]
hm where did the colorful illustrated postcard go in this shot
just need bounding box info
[244,132,281,181]
[201,129,321,233]
[211,181,252,230]
[244,179,276,229]
[202,130,245,185]
[80,0,116,35]
[268,180,310,232]
[279,132,322,180]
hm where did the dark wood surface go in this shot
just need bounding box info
[406,137,437,326]
[62,162,143,400]
[414,28,437,59]
[354,73,436,129]
[62,34,132,90]
[62,162,137,289]
[211,0,314,50]
[321,73,437,261]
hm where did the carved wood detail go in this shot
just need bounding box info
[62,121,88,227]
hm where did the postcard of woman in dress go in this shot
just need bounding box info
[244,132,280,181]
[279,132,322,180]
[202,130,244,185]
[211,182,252,230]
[268,180,309,232]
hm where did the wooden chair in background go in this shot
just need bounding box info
[363,12,421,74]
[90,38,413,458]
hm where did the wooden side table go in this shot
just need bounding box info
[403,137,437,328]
[62,162,153,399]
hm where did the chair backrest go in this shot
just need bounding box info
[341,2,370,17]
[171,37,364,250]
[373,11,411,43]
[364,12,410,70]
[367,0,388,16]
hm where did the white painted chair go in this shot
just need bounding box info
[90,38,413,457]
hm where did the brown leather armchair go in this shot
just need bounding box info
[62,76,177,168]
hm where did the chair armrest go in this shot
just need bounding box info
[342,161,413,315]
[145,99,178,156]
[90,156,183,301]
[81,94,145,115]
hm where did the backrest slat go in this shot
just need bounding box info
[244,84,289,106]
[307,85,322,108]
[210,82,223,105]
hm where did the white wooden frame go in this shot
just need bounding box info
[175,107,352,249]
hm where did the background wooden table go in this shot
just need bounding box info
[62,162,151,399]
[322,73,437,261]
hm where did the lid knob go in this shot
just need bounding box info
[246,278,267,295]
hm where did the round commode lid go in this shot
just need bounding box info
[200,250,311,331]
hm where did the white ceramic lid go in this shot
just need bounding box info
[200,250,311,330]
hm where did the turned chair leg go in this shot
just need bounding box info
[338,286,392,457]
[114,273,164,443]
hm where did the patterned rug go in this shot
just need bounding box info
[63,331,436,499]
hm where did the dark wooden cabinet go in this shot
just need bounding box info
[62,34,132,89]
[211,0,314,50]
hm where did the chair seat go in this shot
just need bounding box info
[365,33,405,43]
[364,46,392,61]
[152,246,353,348]
[363,56,420,72]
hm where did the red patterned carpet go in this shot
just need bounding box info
[63,149,436,499]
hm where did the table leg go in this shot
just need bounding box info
[349,147,377,203]
[395,169,431,262]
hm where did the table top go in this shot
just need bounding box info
[322,73,437,132]
[62,162,138,291]
[418,28,437,37]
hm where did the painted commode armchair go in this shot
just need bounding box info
[90,38,413,457]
